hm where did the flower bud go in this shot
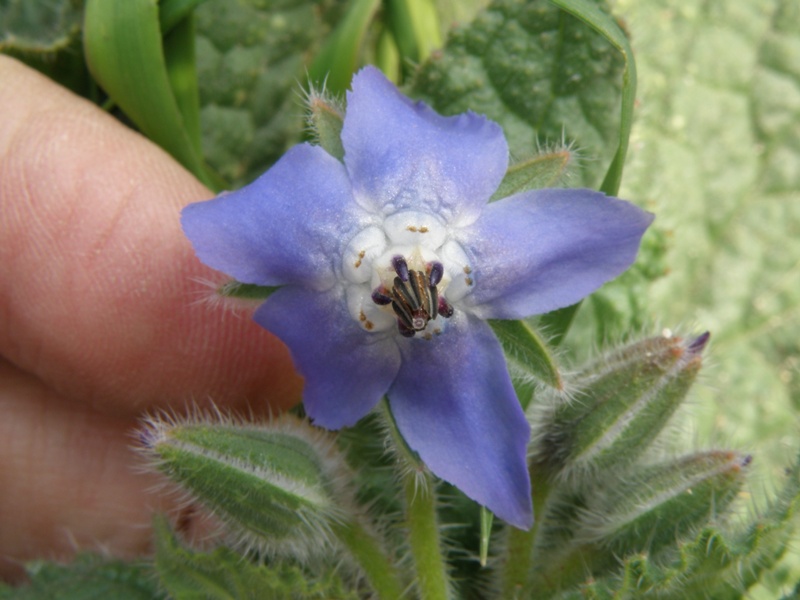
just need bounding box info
[140,413,353,558]
[533,333,709,478]
[576,450,751,556]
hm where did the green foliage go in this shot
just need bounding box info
[410,0,624,189]
[490,145,576,201]
[559,450,800,599]
[308,0,381,94]
[591,1,800,593]
[194,0,343,187]
[503,334,800,599]
[489,318,564,406]
[83,0,216,188]
[0,0,90,95]
[3,554,164,600]
[153,517,359,600]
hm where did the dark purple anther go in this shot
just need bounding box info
[371,288,392,305]
[398,321,415,338]
[438,297,454,318]
[428,261,444,287]
[741,454,753,467]
[392,255,409,282]
[687,331,711,354]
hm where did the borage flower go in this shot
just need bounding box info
[181,67,653,529]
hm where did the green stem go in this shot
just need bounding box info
[334,519,405,600]
[404,472,450,600]
[379,400,450,599]
[500,468,552,598]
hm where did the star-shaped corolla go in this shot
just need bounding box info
[181,66,653,529]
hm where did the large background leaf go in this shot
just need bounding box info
[568,1,800,596]
[194,0,343,188]
[411,0,625,188]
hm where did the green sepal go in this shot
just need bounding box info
[217,280,278,301]
[143,415,348,553]
[153,515,358,599]
[490,148,575,201]
[308,0,381,95]
[83,0,214,189]
[305,88,346,161]
[490,319,563,397]
[534,334,706,477]
[579,451,751,557]
[480,506,494,567]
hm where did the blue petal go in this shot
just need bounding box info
[462,189,654,318]
[342,66,508,225]
[182,144,365,289]
[256,287,401,429]
[389,314,533,529]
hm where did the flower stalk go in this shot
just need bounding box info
[404,471,450,600]
[332,519,405,600]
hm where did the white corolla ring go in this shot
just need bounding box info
[341,210,474,339]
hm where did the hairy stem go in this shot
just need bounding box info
[404,471,450,600]
[380,399,450,599]
[500,469,552,598]
[334,519,405,600]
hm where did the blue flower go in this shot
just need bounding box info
[181,66,653,529]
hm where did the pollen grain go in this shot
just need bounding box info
[354,250,366,269]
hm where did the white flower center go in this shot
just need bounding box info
[341,210,474,338]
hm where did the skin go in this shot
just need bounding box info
[0,56,302,583]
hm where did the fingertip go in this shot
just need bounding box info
[0,57,301,415]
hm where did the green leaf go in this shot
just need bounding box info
[83,0,213,188]
[194,0,344,187]
[385,0,442,68]
[591,1,800,592]
[8,554,163,600]
[489,319,563,397]
[308,0,381,94]
[153,516,359,600]
[548,0,637,196]
[410,0,625,189]
[163,14,203,158]
[159,0,208,34]
[0,0,90,96]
